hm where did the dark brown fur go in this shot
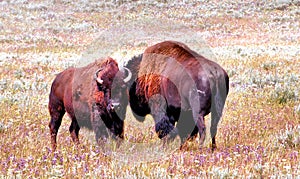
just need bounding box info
[127,41,229,150]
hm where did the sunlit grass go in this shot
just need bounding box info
[1,0,300,177]
[1,46,299,177]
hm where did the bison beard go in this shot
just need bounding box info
[148,93,175,139]
[48,57,127,151]
[155,116,175,139]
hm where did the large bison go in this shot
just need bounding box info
[48,57,131,151]
[124,41,229,150]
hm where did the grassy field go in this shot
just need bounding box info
[1,0,300,178]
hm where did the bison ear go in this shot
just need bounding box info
[94,68,104,84]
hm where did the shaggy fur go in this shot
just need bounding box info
[126,41,229,150]
[48,57,126,151]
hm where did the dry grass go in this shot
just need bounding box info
[1,0,300,178]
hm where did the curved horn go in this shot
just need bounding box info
[94,68,104,84]
[123,67,132,83]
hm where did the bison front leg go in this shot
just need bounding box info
[149,94,175,139]
[91,104,109,144]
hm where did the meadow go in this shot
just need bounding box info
[0,0,300,178]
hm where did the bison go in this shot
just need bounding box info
[124,41,229,150]
[48,57,131,151]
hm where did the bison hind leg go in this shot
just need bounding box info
[49,105,65,151]
[210,82,228,151]
[176,111,199,149]
[197,115,206,146]
[210,108,222,151]
[69,119,80,145]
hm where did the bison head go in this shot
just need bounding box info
[93,58,132,139]
[95,67,131,111]
[109,67,131,115]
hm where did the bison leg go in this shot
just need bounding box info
[210,106,223,151]
[176,111,197,143]
[69,119,80,145]
[91,104,109,144]
[149,94,175,139]
[189,91,208,148]
[176,111,199,150]
[195,115,206,146]
[190,103,207,147]
[94,119,109,146]
[188,126,198,141]
[49,106,65,151]
[210,79,228,151]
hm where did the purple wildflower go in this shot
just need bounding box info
[289,151,298,160]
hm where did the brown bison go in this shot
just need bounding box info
[48,57,131,151]
[124,41,229,150]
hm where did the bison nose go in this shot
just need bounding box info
[111,102,121,111]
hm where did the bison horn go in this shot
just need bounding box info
[94,68,104,84]
[123,67,132,83]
